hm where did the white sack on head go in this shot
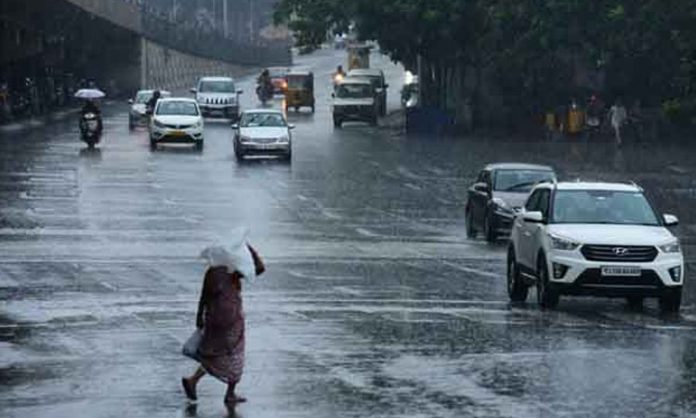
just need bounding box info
[199,227,256,283]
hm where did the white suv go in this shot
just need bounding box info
[191,77,242,120]
[507,181,684,313]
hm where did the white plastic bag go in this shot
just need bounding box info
[182,329,202,361]
[199,227,256,282]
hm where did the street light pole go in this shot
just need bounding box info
[223,0,228,38]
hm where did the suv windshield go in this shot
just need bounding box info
[156,101,199,116]
[336,84,372,98]
[552,190,660,225]
[199,80,235,93]
[240,112,286,127]
[495,170,555,192]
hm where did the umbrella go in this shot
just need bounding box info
[74,89,105,99]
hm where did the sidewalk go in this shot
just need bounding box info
[0,106,81,134]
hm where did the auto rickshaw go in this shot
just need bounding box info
[284,70,315,113]
[347,43,372,70]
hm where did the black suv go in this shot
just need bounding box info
[466,163,556,242]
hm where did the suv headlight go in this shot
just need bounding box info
[239,135,251,143]
[194,120,203,128]
[492,197,513,214]
[549,234,580,251]
[659,241,681,253]
[153,119,166,128]
[278,135,290,143]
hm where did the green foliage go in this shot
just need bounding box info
[275,0,696,125]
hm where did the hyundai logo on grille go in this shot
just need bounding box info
[612,247,629,256]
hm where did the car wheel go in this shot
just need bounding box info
[659,288,682,314]
[484,212,497,243]
[195,140,204,151]
[311,104,315,113]
[370,116,378,126]
[507,250,529,302]
[626,296,644,311]
[128,117,135,131]
[149,137,157,150]
[235,149,244,162]
[536,255,559,309]
[333,118,342,128]
[465,209,477,239]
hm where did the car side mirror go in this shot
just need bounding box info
[128,99,134,105]
[473,182,489,193]
[523,211,544,223]
[331,92,336,98]
[288,124,295,130]
[231,123,239,130]
[384,83,389,88]
[236,89,243,94]
[663,214,679,226]
[190,88,197,94]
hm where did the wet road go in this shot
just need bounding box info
[1,48,696,418]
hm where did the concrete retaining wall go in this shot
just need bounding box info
[141,39,255,93]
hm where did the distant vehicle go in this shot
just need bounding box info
[347,68,388,116]
[232,109,293,162]
[332,78,378,128]
[268,67,290,94]
[466,163,556,242]
[284,70,315,113]
[507,181,684,313]
[149,98,204,150]
[401,73,419,109]
[129,90,171,130]
[191,77,242,120]
[334,33,347,49]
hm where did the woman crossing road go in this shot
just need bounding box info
[181,237,265,408]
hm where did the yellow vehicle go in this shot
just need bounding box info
[347,44,372,70]
[284,70,315,113]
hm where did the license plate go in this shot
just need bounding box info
[601,266,641,277]
[171,130,186,137]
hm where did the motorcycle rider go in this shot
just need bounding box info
[146,90,162,115]
[256,69,273,103]
[333,65,346,87]
[80,99,103,136]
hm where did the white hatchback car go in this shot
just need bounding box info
[507,181,683,313]
[149,98,204,150]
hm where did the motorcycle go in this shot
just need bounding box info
[80,112,102,148]
[256,83,273,106]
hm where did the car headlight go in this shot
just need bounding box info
[153,119,166,128]
[549,234,581,251]
[492,197,513,214]
[278,135,290,143]
[194,120,203,128]
[239,135,251,143]
[659,241,681,253]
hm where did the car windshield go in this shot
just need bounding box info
[336,84,372,98]
[156,101,199,116]
[552,190,660,225]
[269,69,288,78]
[135,91,152,104]
[240,113,286,127]
[199,80,235,93]
[494,170,555,192]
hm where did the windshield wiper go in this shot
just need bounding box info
[503,181,540,191]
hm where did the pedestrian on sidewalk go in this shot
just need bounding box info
[182,236,265,407]
[608,98,627,146]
